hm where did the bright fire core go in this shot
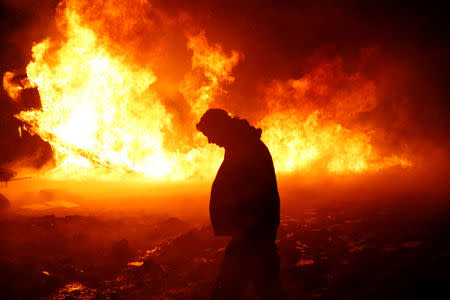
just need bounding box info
[3,0,411,181]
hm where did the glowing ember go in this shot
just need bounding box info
[64,282,86,292]
[128,261,144,267]
[296,259,315,267]
[3,0,411,181]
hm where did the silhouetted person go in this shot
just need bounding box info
[196,109,285,299]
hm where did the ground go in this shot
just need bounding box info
[0,197,448,299]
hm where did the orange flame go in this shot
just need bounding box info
[3,0,410,181]
[258,58,411,174]
[3,71,36,100]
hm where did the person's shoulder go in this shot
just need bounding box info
[257,139,271,154]
[253,140,274,162]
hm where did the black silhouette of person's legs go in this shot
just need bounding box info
[212,254,250,299]
[254,251,286,300]
[212,242,285,300]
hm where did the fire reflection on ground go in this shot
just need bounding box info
[0,194,447,299]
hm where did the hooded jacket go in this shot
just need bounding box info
[210,138,280,241]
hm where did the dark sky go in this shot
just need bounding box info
[0,0,448,168]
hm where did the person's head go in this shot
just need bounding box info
[196,109,231,147]
[196,108,262,148]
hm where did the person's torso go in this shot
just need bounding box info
[210,140,280,238]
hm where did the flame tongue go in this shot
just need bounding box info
[18,9,174,179]
[258,59,411,174]
[5,0,410,181]
[13,0,234,181]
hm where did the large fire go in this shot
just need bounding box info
[3,0,410,181]
[258,58,411,174]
